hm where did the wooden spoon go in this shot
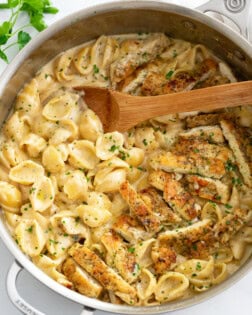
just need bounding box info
[78,80,252,132]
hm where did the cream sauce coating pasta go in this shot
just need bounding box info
[0,33,252,306]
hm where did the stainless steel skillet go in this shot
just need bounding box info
[0,1,251,314]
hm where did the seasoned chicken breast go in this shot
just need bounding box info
[185,174,230,204]
[62,258,103,298]
[68,244,137,305]
[119,181,161,233]
[110,33,170,83]
[101,230,140,283]
[220,119,252,187]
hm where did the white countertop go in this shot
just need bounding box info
[0,1,251,314]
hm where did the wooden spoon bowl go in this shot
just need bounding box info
[77,80,252,132]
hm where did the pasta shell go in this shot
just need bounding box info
[135,238,155,268]
[55,52,75,82]
[15,79,41,118]
[3,111,29,144]
[15,219,46,257]
[94,168,127,193]
[4,212,22,230]
[33,254,72,288]
[55,144,69,161]
[201,202,222,223]
[96,131,124,160]
[87,191,112,210]
[76,204,112,228]
[0,141,27,169]
[46,231,74,258]
[0,163,9,182]
[50,210,90,238]
[21,203,48,230]
[29,176,55,212]
[79,109,103,142]
[155,272,189,302]
[42,93,78,121]
[212,263,227,284]
[137,268,156,300]
[68,140,99,169]
[212,247,233,263]
[9,160,45,185]
[0,181,22,213]
[97,156,129,170]
[134,127,158,151]
[74,45,92,75]
[123,147,145,167]
[63,170,88,201]
[175,257,214,281]
[42,145,65,173]
[20,133,47,158]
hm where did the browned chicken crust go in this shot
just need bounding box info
[101,230,140,283]
[119,181,161,233]
[185,113,232,129]
[151,241,176,274]
[110,33,169,83]
[220,119,252,187]
[62,258,102,298]
[185,174,230,204]
[141,58,220,96]
[68,244,137,305]
[139,187,181,223]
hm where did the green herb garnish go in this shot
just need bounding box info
[165,70,174,79]
[93,64,99,74]
[0,0,58,63]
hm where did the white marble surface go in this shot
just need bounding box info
[0,1,251,314]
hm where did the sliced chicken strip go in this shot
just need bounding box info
[179,125,225,144]
[185,113,233,129]
[158,219,212,243]
[62,258,103,298]
[119,181,161,233]
[110,33,170,83]
[69,244,137,305]
[151,240,176,274]
[148,170,198,220]
[185,174,230,204]
[220,120,252,187]
[139,187,181,223]
[101,230,140,283]
[141,58,220,96]
[112,214,153,242]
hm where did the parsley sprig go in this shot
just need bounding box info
[0,0,58,63]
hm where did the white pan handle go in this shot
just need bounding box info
[6,260,95,315]
[80,306,95,315]
[6,260,45,315]
[196,0,252,40]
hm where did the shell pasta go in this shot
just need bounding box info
[0,33,252,306]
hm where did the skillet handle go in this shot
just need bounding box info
[80,306,95,315]
[196,0,251,40]
[6,260,45,315]
[6,260,95,315]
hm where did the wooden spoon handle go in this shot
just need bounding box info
[111,80,252,131]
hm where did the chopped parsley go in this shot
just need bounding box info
[225,203,233,209]
[26,225,33,233]
[93,64,99,74]
[196,262,202,271]
[109,144,119,152]
[165,70,174,80]
[232,177,243,186]
[142,139,148,146]
[225,160,237,172]
[128,247,135,254]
